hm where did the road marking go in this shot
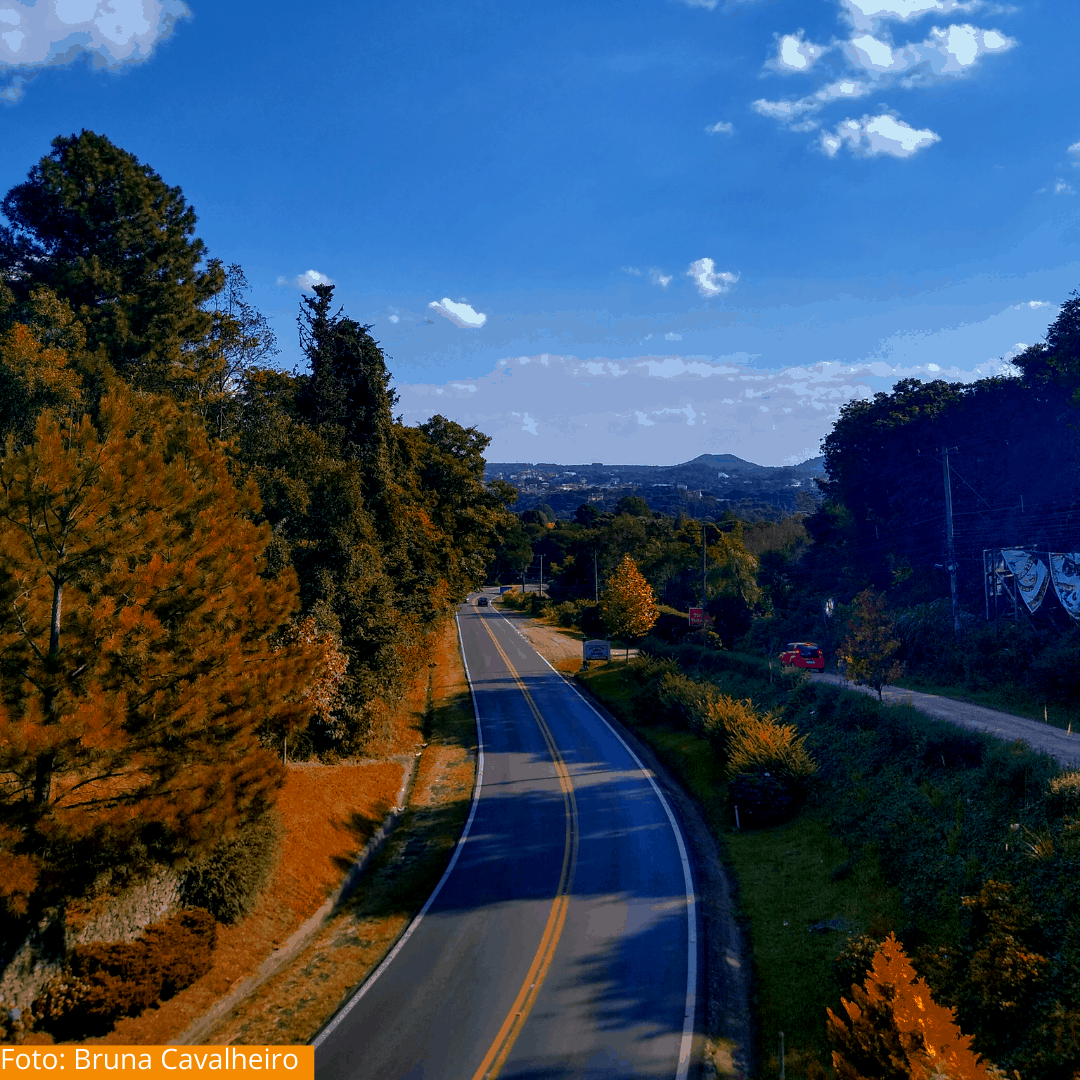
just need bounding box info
[470,611,580,1080]
[493,605,698,1080]
[311,610,486,1051]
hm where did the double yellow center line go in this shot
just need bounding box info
[470,612,580,1080]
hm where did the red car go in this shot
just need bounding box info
[780,642,825,672]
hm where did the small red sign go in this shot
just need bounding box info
[689,607,704,628]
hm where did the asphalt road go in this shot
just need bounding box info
[816,672,1080,770]
[314,599,699,1080]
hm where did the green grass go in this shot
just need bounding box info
[578,661,907,1080]
[725,818,907,1077]
[891,671,1077,732]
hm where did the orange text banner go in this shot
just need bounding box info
[0,1047,313,1080]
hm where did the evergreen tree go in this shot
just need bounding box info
[234,365,403,749]
[0,382,319,914]
[828,934,1000,1080]
[0,130,225,394]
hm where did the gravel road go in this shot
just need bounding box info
[816,673,1080,771]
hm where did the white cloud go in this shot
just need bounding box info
[753,78,871,129]
[394,346,1021,467]
[847,33,898,70]
[277,269,335,291]
[1055,180,1076,196]
[819,113,940,158]
[1070,141,1080,167]
[665,332,683,341]
[510,411,538,435]
[891,24,1016,86]
[839,0,992,33]
[705,120,734,134]
[755,0,1013,149]
[428,297,488,329]
[0,0,189,102]
[688,257,739,297]
[622,265,643,276]
[650,269,673,288]
[766,30,830,73]
[388,314,400,323]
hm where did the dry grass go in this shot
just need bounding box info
[168,617,477,1046]
[76,622,454,1046]
[87,759,407,1045]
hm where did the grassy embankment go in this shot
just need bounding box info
[86,615,478,1046]
[575,634,1074,1080]
[577,660,907,1080]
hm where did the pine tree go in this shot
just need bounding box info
[0,130,225,395]
[601,554,659,658]
[0,381,319,914]
[828,933,1001,1080]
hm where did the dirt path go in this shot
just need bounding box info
[817,672,1080,770]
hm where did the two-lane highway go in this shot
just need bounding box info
[314,598,699,1079]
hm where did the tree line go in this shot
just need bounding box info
[0,130,515,917]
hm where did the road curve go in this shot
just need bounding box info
[313,600,699,1080]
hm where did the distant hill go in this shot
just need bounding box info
[484,455,825,520]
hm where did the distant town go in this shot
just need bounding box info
[484,453,825,521]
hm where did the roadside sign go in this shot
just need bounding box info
[583,639,611,661]
[689,607,704,628]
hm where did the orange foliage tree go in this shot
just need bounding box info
[837,588,904,699]
[828,933,1003,1080]
[0,382,319,914]
[601,554,659,658]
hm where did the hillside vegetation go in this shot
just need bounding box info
[0,130,513,1029]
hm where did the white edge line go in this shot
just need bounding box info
[312,609,486,1049]
[493,607,698,1080]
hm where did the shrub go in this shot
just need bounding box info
[729,769,795,828]
[726,711,818,785]
[832,932,884,992]
[1046,770,1080,816]
[35,908,217,1039]
[180,811,281,923]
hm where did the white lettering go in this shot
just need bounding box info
[76,1050,90,1070]
[162,1049,177,1071]
[283,1056,297,1071]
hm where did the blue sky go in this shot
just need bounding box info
[2,0,1078,466]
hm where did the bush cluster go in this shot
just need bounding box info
[34,908,217,1039]
[630,653,817,826]
[180,811,282,924]
[895,599,1080,709]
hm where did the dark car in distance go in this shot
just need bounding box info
[477,596,489,606]
[780,642,824,671]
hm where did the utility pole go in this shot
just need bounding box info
[701,523,708,610]
[942,446,960,637]
[538,554,545,599]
